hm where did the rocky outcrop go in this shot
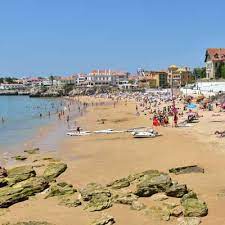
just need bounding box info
[0,167,7,178]
[0,177,49,208]
[45,182,76,198]
[169,166,204,175]
[0,178,8,188]
[43,163,67,182]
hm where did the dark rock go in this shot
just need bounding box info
[169,166,204,175]
[0,176,49,208]
[43,163,67,182]
[45,182,76,198]
[0,178,8,188]
[107,178,130,189]
[166,183,188,198]
[12,155,27,161]
[0,167,7,178]
[24,148,40,154]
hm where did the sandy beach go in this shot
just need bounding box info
[1,96,225,225]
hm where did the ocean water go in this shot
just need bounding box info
[0,96,69,151]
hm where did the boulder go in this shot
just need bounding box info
[107,178,130,189]
[113,192,138,205]
[130,201,146,211]
[91,214,115,225]
[181,198,208,217]
[24,148,40,154]
[169,166,204,175]
[84,192,112,212]
[147,205,171,221]
[59,197,81,208]
[170,206,183,217]
[43,163,67,182]
[7,166,36,185]
[45,182,76,198]
[166,183,188,198]
[134,173,172,197]
[80,183,111,201]
[0,176,49,208]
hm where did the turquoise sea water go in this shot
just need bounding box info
[0,96,68,151]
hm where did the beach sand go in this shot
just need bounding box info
[1,97,225,225]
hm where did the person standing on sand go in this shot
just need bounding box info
[174,113,178,127]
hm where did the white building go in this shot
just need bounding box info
[205,48,225,79]
[86,70,129,87]
[0,83,24,90]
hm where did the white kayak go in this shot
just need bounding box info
[66,131,91,136]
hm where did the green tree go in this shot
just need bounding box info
[193,67,206,79]
[219,64,225,79]
[49,75,54,86]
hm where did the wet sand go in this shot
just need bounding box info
[1,97,225,225]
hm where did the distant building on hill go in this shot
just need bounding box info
[205,48,225,79]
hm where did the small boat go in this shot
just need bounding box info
[133,131,160,138]
[66,131,91,136]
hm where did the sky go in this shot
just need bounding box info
[0,0,225,76]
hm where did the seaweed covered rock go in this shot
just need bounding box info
[84,192,112,212]
[80,183,111,201]
[43,163,67,182]
[24,148,40,154]
[107,178,130,189]
[12,155,27,161]
[45,182,76,198]
[166,183,188,198]
[0,177,49,208]
[91,214,115,225]
[127,170,161,183]
[7,166,36,185]
[169,166,204,175]
[181,191,198,204]
[181,198,208,217]
[134,173,172,197]
[113,192,138,205]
